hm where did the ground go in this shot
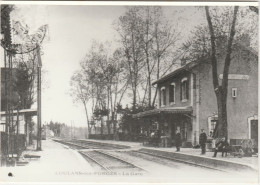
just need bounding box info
[0,140,93,182]
[0,139,258,184]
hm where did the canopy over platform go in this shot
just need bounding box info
[133,106,193,118]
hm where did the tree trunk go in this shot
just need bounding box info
[83,101,90,138]
[205,6,238,140]
[148,72,151,107]
[214,91,228,139]
[101,117,103,136]
[152,88,158,107]
[145,16,152,107]
[133,87,137,112]
[107,85,110,135]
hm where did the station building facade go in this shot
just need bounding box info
[134,42,258,147]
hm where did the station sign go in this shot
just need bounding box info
[218,74,249,80]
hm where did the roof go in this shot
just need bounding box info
[152,59,203,85]
[133,106,193,118]
[0,109,37,116]
[152,41,258,86]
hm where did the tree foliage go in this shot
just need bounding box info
[114,6,180,110]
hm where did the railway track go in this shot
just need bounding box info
[132,150,228,172]
[53,139,93,149]
[75,139,129,149]
[54,139,128,150]
[79,150,147,172]
[54,139,147,173]
[53,139,228,173]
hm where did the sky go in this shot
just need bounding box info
[40,6,127,127]
[7,5,130,127]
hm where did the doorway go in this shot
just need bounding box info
[250,120,258,144]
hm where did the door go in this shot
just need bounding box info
[251,120,258,145]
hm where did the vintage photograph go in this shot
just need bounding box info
[0,2,258,184]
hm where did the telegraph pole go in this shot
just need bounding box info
[36,45,42,151]
[71,121,72,140]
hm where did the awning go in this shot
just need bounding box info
[133,106,193,118]
[0,109,37,117]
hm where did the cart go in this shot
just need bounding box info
[229,145,243,158]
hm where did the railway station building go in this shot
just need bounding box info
[133,39,258,147]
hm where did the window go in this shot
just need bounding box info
[169,83,175,104]
[232,88,237,98]
[180,78,189,102]
[160,87,166,106]
[1,116,5,121]
[208,116,218,137]
[209,121,217,135]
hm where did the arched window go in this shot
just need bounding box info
[180,78,189,102]
[169,82,175,104]
[160,87,166,106]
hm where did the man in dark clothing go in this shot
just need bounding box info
[199,129,207,154]
[213,137,229,157]
[175,130,182,152]
[155,130,161,147]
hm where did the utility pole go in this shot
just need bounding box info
[71,121,72,140]
[36,45,42,151]
[73,121,75,139]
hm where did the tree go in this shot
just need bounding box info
[80,41,111,135]
[150,7,180,107]
[115,7,145,112]
[139,7,180,108]
[13,50,38,109]
[205,6,239,139]
[249,6,258,14]
[70,70,91,136]
[115,7,180,110]
[76,41,127,137]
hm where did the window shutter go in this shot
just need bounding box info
[160,90,163,106]
[169,85,173,102]
[163,89,166,105]
[180,82,182,101]
[159,90,161,106]
[173,85,175,103]
[193,74,196,89]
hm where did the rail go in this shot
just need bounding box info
[95,150,148,172]
[79,151,112,171]
[80,150,147,172]
[134,150,228,173]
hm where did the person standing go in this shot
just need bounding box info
[175,130,182,152]
[199,129,207,154]
[155,130,161,147]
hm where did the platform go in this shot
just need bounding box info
[84,139,259,171]
[0,140,94,182]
